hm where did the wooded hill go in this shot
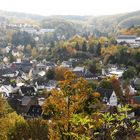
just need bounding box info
[0,10,140,35]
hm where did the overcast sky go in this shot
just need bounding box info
[0,0,140,16]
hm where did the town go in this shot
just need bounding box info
[0,9,140,140]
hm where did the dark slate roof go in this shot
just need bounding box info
[73,71,94,78]
[96,87,113,99]
[9,96,38,115]
[20,86,36,95]
[27,105,42,117]
[45,62,56,67]
[132,96,140,104]
[133,78,140,90]
[1,77,11,85]
[134,78,140,86]
[11,62,32,73]
[117,35,136,39]
[0,67,14,76]
[33,78,48,86]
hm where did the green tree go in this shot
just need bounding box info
[9,53,15,63]
[12,31,35,47]
[99,79,113,89]
[96,43,101,56]
[82,41,87,51]
[75,42,80,51]
[8,118,49,140]
[123,67,137,79]
[88,43,94,53]
[0,112,25,140]
[88,63,97,74]
[46,69,55,80]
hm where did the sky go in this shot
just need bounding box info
[0,0,140,16]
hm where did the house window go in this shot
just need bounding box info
[103,97,108,102]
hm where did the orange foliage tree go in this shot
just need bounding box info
[109,76,125,104]
[54,66,69,81]
[42,71,97,139]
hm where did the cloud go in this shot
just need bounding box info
[0,0,139,15]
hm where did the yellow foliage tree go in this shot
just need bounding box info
[42,71,93,139]
[31,48,38,58]
[0,112,26,140]
[99,36,108,45]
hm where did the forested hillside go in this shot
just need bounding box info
[0,10,140,35]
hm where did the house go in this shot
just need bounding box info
[2,71,19,78]
[106,66,124,78]
[5,46,11,53]
[73,66,84,72]
[73,66,85,77]
[46,80,58,91]
[33,78,48,90]
[9,96,38,115]
[133,78,140,90]
[8,93,38,115]
[42,60,57,70]
[32,61,56,77]
[73,66,94,79]
[0,65,14,76]
[19,86,37,96]
[117,35,140,48]
[32,63,46,76]
[38,97,46,106]
[3,57,9,64]
[135,37,140,43]
[27,105,42,117]
[61,61,72,68]
[128,85,135,95]
[107,70,124,78]
[117,35,137,44]
[21,96,31,106]
[11,61,32,73]
[39,28,55,34]
[20,27,37,34]
[17,70,28,80]
[0,85,19,97]
[0,76,11,85]
[130,96,140,104]
[36,63,46,71]
[97,88,117,106]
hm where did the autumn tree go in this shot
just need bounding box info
[54,66,68,81]
[0,95,13,118]
[109,76,125,104]
[8,118,49,140]
[42,71,95,139]
[25,44,32,55]
[31,47,38,58]
[66,43,76,56]
[99,36,108,45]
[0,112,25,140]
